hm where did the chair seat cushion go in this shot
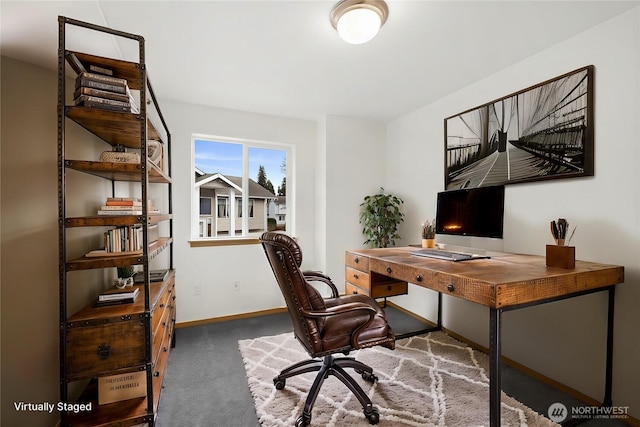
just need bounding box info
[321,294,393,351]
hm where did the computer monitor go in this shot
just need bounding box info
[435,185,505,239]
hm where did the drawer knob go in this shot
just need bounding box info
[386,267,392,274]
[447,283,455,292]
[355,257,360,264]
[387,285,392,291]
[353,274,359,279]
[97,345,111,360]
[415,275,423,282]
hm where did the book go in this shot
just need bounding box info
[76,98,131,112]
[134,269,169,283]
[74,87,130,103]
[74,95,131,112]
[78,71,127,86]
[65,52,86,74]
[75,77,127,94]
[88,64,114,76]
[100,205,145,210]
[96,298,137,307]
[85,249,143,257]
[105,199,143,207]
[99,286,139,301]
[98,209,158,215]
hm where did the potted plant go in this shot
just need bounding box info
[421,219,436,248]
[116,265,135,288]
[359,188,405,248]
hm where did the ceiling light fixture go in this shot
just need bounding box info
[330,0,389,45]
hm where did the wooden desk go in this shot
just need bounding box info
[345,247,624,427]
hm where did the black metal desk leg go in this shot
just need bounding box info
[490,308,502,427]
[604,286,615,406]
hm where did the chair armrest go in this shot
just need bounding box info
[303,271,339,298]
[301,302,377,349]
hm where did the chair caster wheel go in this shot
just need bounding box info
[296,413,311,427]
[361,372,378,383]
[365,409,380,425]
[273,378,286,390]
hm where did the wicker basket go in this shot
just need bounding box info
[100,151,140,163]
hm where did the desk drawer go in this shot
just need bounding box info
[370,258,494,306]
[346,282,369,296]
[346,266,370,290]
[346,252,369,271]
[371,280,408,298]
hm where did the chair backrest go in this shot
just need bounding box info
[260,232,326,355]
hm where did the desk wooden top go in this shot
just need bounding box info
[346,247,624,309]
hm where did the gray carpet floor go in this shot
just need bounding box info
[156,307,630,427]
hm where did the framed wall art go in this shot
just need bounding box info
[444,65,594,190]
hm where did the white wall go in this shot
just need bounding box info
[159,99,318,322]
[320,116,387,286]
[386,7,640,416]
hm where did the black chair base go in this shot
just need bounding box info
[273,355,381,426]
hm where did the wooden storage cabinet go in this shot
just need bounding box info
[58,17,174,427]
[345,251,408,298]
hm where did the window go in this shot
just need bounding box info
[238,199,254,218]
[192,135,293,241]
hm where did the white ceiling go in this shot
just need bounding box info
[2,1,638,123]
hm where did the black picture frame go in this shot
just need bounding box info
[444,65,594,190]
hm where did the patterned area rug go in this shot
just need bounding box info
[239,331,559,427]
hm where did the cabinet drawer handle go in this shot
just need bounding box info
[354,257,360,264]
[353,274,359,279]
[386,267,392,274]
[97,345,111,360]
[416,275,423,282]
[447,283,455,292]
[387,285,392,291]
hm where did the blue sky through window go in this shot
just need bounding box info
[195,139,286,192]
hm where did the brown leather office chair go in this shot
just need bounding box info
[260,232,395,426]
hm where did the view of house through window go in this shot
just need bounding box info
[194,137,289,239]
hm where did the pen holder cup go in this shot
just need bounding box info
[546,245,575,269]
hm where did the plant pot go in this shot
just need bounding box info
[422,238,436,248]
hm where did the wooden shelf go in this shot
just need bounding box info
[65,214,171,228]
[65,106,162,148]
[60,18,174,427]
[67,51,145,91]
[64,106,162,148]
[67,272,175,324]
[66,238,173,270]
[65,340,170,427]
[65,159,170,183]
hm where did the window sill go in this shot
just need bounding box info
[189,238,261,247]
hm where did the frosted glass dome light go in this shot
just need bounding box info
[330,0,389,45]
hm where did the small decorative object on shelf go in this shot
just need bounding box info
[421,219,436,248]
[99,144,140,164]
[116,265,136,288]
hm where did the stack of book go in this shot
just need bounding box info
[97,198,159,216]
[74,71,137,113]
[96,286,140,307]
[104,225,144,254]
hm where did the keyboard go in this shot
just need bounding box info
[409,248,490,262]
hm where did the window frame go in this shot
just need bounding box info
[190,134,294,245]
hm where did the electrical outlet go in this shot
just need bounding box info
[193,286,201,295]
